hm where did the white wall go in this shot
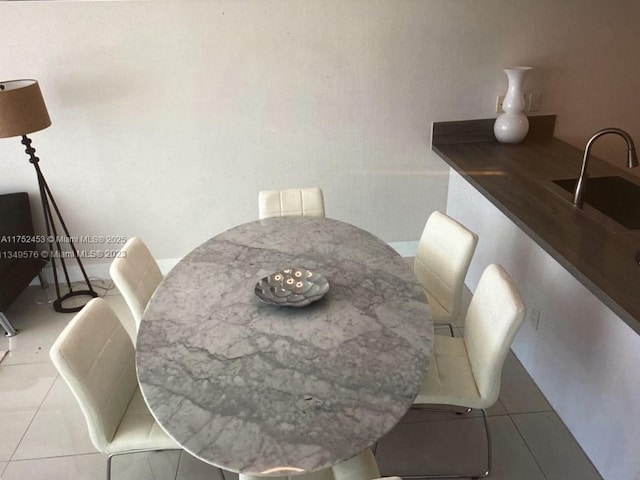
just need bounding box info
[447,170,640,480]
[1,0,639,265]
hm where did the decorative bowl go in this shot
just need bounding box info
[254,267,329,307]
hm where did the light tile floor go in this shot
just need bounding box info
[0,281,603,480]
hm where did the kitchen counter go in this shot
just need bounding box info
[432,116,640,334]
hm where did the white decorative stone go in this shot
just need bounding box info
[136,216,433,475]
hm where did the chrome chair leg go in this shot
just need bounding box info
[410,404,471,415]
[400,408,491,479]
[107,453,113,480]
[456,407,473,415]
[106,449,185,480]
[480,408,491,479]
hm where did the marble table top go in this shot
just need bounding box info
[136,217,433,476]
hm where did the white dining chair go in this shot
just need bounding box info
[411,264,526,479]
[49,298,180,480]
[239,448,397,480]
[414,211,478,335]
[258,187,325,219]
[109,237,163,334]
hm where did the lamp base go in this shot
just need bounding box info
[53,289,99,313]
[22,134,98,314]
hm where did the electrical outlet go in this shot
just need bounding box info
[529,305,541,330]
[496,93,531,113]
[527,92,543,112]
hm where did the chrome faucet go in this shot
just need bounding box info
[573,128,638,207]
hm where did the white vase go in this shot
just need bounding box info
[494,66,532,144]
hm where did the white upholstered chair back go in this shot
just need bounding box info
[49,298,138,452]
[411,264,524,478]
[239,449,385,480]
[258,187,325,219]
[464,264,526,407]
[414,211,478,324]
[109,237,163,332]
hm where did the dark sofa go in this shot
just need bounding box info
[0,192,48,336]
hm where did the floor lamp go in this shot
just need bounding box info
[0,79,97,313]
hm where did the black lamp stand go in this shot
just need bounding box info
[22,135,98,313]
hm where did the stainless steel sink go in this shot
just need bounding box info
[553,176,640,230]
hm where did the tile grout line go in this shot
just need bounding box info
[6,451,101,463]
[2,452,104,478]
[399,410,513,426]
[508,413,550,480]
[0,359,53,368]
[509,411,605,480]
[174,450,184,480]
[502,407,553,415]
[7,372,61,464]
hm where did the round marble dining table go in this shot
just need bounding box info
[136,216,433,476]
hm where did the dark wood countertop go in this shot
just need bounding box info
[432,117,640,334]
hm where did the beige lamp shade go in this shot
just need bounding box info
[0,79,51,138]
